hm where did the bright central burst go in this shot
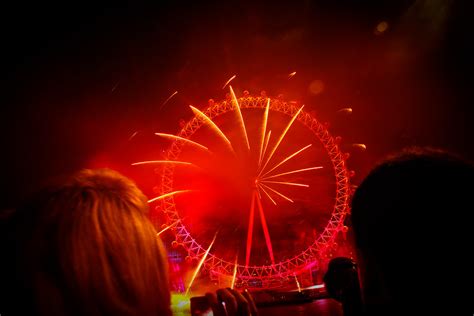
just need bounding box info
[133,86,323,268]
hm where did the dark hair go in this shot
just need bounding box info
[351,147,474,313]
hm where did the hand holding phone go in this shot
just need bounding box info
[190,288,258,316]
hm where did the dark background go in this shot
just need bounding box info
[1,0,473,210]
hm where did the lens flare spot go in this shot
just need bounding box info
[309,80,325,95]
[375,21,389,35]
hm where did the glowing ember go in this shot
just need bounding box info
[128,131,139,141]
[337,107,353,114]
[353,143,367,150]
[222,74,236,89]
[161,90,178,108]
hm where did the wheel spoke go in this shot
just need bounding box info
[245,191,256,266]
[256,193,275,265]
[259,105,304,175]
[259,183,294,203]
[262,166,323,180]
[258,184,277,205]
[261,180,309,187]
[261,144,312,178]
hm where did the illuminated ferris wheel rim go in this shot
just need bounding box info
[158,94,351,280]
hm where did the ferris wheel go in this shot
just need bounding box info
[135,87,352,289]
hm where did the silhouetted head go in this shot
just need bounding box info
[324,258,359,297]
[351,147,474,314]
[4,169,171,316]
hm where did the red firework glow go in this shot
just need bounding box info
[135,87,352,289]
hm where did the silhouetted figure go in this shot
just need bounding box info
[324,257,363,316]
[351,148,474,315]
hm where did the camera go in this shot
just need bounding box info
[190,295,213,316]
[190,286,327,315]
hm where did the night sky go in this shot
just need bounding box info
[1,0,473,210]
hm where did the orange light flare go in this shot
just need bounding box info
[262,166,323,180]
[337,107,353,114]
[261,180,309,187]
[190,105,234,153]
[255,192,275,265]
[258,105,305,176]
[288,71,296,79]
[229,86,250,150]
[128,131,139,141]
[185,232,218,296]
[294,274,302,293]
[231,256,239,289]
[245,192,256,266]
[222,74,236,89]
[261,144,312,178]
[157,220,181,236]
[161,90,178,109]
[257,184,277,205]
[258,99,270,166]
[260,130,272,167]
[131,160,193,166]
[353,143,367,150]
[155,133,209,152]
[148,190,194,203]
[259,183,294,203]
[374,21,389,35]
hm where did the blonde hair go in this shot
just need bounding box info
[21,169,171,315]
